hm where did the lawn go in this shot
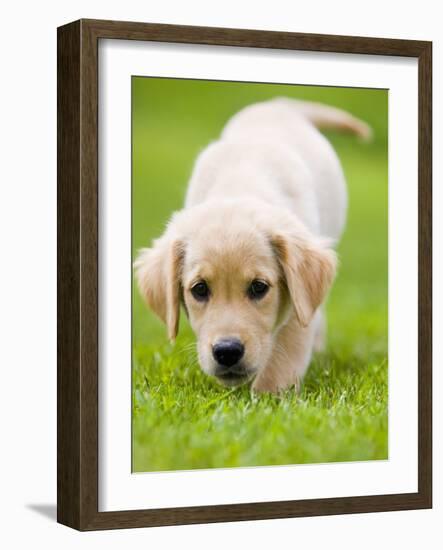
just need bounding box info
[132,78,388,472]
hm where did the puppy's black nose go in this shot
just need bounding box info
[212,339,245,367]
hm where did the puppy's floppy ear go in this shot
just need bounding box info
[134,237,184,341]
[272,233,337,327]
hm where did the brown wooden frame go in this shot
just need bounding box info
[57,18,432,531]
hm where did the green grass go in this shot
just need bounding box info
[132,78,388,472]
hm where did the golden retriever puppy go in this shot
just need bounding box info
[135,98,371,393]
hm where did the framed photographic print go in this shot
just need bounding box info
[57,19,432,530]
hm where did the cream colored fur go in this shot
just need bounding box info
[135,98,370,393]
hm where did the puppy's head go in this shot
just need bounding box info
[135,202,336,387]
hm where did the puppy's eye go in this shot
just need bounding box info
[248,279,269,300]
[191,281,210,301]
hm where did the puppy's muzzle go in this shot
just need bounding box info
[213,338,244,367]
[212,338,249,382]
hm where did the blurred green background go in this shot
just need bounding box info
[132,77,388,472]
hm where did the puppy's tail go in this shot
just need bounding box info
[278,98,373,141]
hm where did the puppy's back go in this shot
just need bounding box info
[186,99,370,241]
[220,98,371,240]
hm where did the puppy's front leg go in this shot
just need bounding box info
[252,313,317,394]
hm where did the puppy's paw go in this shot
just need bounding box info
[313,332,326,353]
[251,373,300,395]
[251,378,277,394]
[313,311,327,353]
